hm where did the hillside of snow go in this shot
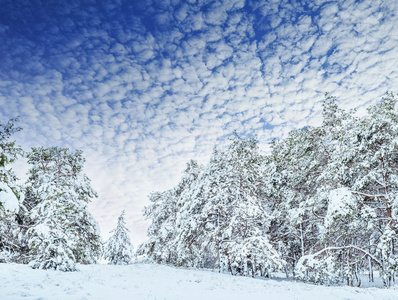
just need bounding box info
[1,263,397,300]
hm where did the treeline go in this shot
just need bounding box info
[138,93,398,287]
[0,119,134,271]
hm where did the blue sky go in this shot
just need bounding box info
[1,0,397,246]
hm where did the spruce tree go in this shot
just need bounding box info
[105,210,134,265]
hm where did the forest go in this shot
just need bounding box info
[138,93,398,287]
[1,93,398,287]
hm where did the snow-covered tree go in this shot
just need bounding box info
[201,136,283,276]
[291,94,398,286]
[0,118,22,188]
[140,94,398,285]
[138,189,178,263]
[334,93,398,285]
[25,147,102,271]
[142,136,284,276]
[104,210,134,265]
[0,118,23,262]
[138,160,203,266]
[264,124,331,276]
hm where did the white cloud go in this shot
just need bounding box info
[203,2,228,26]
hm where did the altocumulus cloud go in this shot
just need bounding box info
[0,0,398,245]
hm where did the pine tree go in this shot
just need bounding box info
[138,189,178,263]
[264,125,329,277]
[338,93,398,285]
[138,160,203,266]
[25,147,102,271]
[293,94,398,286]
[105,210,134,265]
[173,136,283,275]
[0,118,23,262]
[139,94,398,285]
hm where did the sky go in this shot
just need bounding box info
[1,0,398,247]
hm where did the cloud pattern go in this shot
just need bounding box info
[0,0,397,245]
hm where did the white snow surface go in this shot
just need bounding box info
[0,182,19,213]
[1,263,397,300]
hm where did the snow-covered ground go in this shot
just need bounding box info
[0,263,397,300]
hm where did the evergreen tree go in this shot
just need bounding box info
[138,190,178,263]
[25,147,102,271]
[138,160,203,266]
[264,125,329,277]
[104,210,134,265]
[201,136,283,276]
[333,93,398,285]
[139,94,398,286]
[0,118,23,262]
[141,137,284,276]
[294,94,398,286]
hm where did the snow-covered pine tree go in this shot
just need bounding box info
[264,124,329,277]
[139,95,398,285]
[175,135,284,276]
[25,147,102,271]
[289,96,365,285]
[104,210,134,265]
[167,160,204,267]
[335,93,398,286]
[138,189,178,263]
[294,94,398,286]
[0,118,23,262]
[141,137,284,276]
[138,160,203,266]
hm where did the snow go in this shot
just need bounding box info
[0,263,397,300]
[33,223,50,237]
[0,182,19,213]
[325,187,355,227]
